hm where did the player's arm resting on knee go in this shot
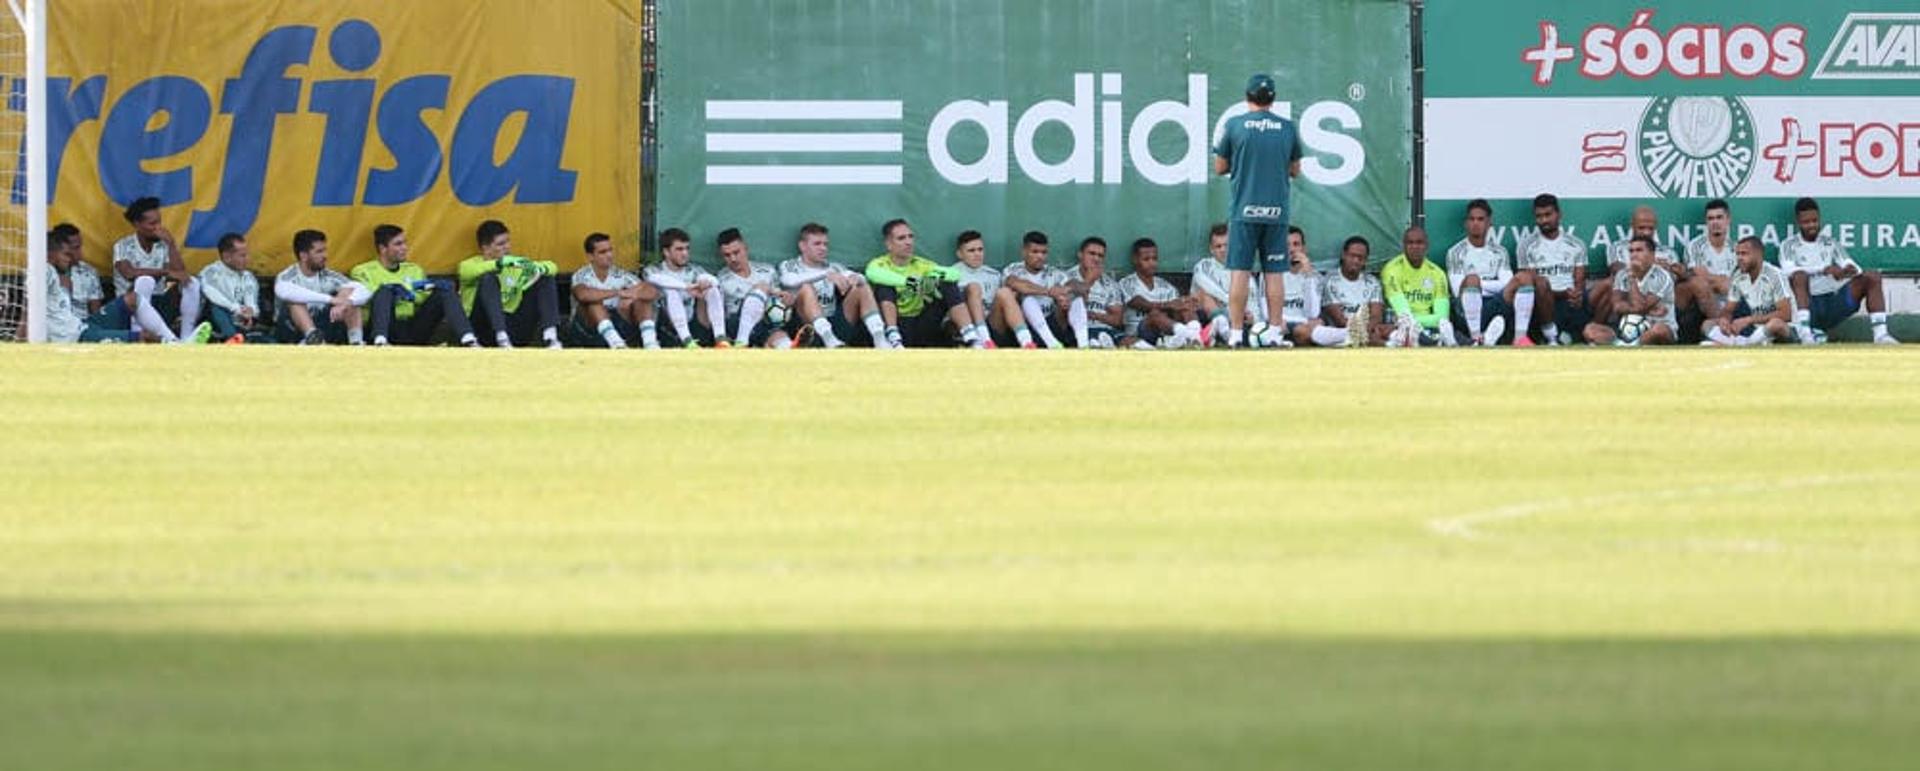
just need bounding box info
[573,282,618,307]
[273,278,339,307]
[1193,269,1229,302]
[458,255,502,285]
[199,269,245,315]
[865,261,909,288]
[781,264,831,289]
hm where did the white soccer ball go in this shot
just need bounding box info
[1669,97,1733,158]
[767,300,787,326]
[1617,314,1651,344]
[1248,322,1271,348]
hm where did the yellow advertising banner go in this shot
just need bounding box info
[46,0,642,276]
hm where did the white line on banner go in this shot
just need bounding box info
[705,165,904,186]
[705,101,905,121]
[705,133,904,153]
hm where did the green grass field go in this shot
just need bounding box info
[3,346,1918,770]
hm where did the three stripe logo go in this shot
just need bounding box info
[704,100,906,186]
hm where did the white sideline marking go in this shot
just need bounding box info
[1428,473,1896,540]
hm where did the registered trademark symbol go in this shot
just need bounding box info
[1348,83,1366,101]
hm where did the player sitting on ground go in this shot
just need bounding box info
[1513,193,1590,345]
[458,220,562,349]
[51,224,104,318]
[44,230,143,344]
[714,228,794,350]
[950,230,1000,349]
[570,232,658,349]
[1684,199,1739,322]
[111,197,206,344]
[198,233,268,343]
[1704,236,1793,347]
[865,219,978,349]
[1061,235,1123,349]
[1116,238,1202,349]
[1381,227,1457,348]
[1584,235,1677,346]
[1320,236,1389,348]
[646,228,726,348]
[1190,222,1269,346]
[1593,205,1690,326]
[779,223,887,349]
[1283,228,1349,348]
[1778,197,1898,345]
[353,225,481,348]
[999,231,1076,349]
[1446,199,1516,346]
[275,229,370,345]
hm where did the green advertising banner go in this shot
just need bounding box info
[1425,2,1920,272]
[658,0,1412,272]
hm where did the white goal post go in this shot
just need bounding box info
[3,0,43,343]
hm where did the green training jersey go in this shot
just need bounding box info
[864,254,955,318]
[350,260,431,321]
[1381,254,1449,327]
[458,255,556,314]
[1212,109,1302,225]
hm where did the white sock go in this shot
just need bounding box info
[811,317,843,347]
[1513,287,1535,338]
[1013,326,1034,347]
[664,290,693,340]
[638,321,660,349]
[1543,323,1559,343]
[1020,297,1062,348]
[132,276,178,343]
[863,311,887,341]
[1068,298,1090,348]
[703,287,727,334]
[972,323,991,346]
[1462,291,1483,338]
[1793,309,1811,326]
[597,318,625,348]
[1746,327,1768,344]
[1181,320,1203,346]
[542,327,559,344]
[884,325,903,348]
[495,331,513,348]
[1228,328,1245,347]
[1310,325,1348,347]
[960,323,983,347]
[1208,314,1230,343]
[347,327,364,345]
[176,278,202,338]
[736,293,767,346]
[1707,327,1739,346]
[1871,312,1889,338]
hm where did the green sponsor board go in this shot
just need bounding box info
[658,0,1412,272]
[1424,1,1920,272]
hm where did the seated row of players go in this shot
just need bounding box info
[1438,194,1897,347]
[44,194,1897,349]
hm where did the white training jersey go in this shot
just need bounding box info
[777,257,856,318]
[1280,269,1318,324]
[44,267,86,343]
[1612,267,1678,327]
[1064,269,1123,330]
[572,265,642,309]
[1684,234,1738,279]
[1115,273,1180,337]
[1605,239,1680,273]
[716,262,779,316]
[953,263,1003,310]
[198,261,261,315]
[645,262,716,316]
[275,264,351,313]
[66,261,106,310]
[1777,233,1858,297]
[111,234,171,297]
[1515,230,1588,293]
[1003,262,1069,314]
[1728,263,1791,315]
[1446,238,1513,296]
[1191,257,1232,303]
[1322,270,1383,317]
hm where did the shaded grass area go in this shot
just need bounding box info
[3,631,1916,771]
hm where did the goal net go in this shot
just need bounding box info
[0,0,43,343]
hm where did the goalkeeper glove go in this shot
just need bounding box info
[499,256,532,270]
[409,279,437,293]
